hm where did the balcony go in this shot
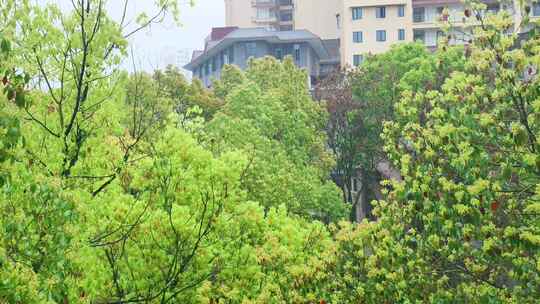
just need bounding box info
[251,0,276,8]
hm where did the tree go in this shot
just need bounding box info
[208,58,348,222]
[324,2,540,303]
[0,1,241,302]
[315,43,465,221]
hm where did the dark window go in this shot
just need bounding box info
[437,6,444,14]
[228,47,235,63]
[353,54,363,66]
[212,57,217,72]
[279,0,292,5]
[280,24,293,31]
[376,6,386,18]
[413,7,425,22]
[376,30,386,42]
[413,29,425,43]
[436,30,445,45]
[245,42,257,58]
[398,5,405,17]
[353,31,363,43]
[204,62,209,75]
[294,44,300,61]
[398,29,405,41]
[486,3,500,14]
[533,3,540,16]
[280,10,293,21]
[352,7,363,20]
[275,48,283,59]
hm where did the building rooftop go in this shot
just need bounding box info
[184,27,340,71]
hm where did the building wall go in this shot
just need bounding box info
[193,41,318,86]
[341,0,413,67]
[225,0,256,28]
[224,0,536,69]
[294,0,341,39]
[224,0,341,39]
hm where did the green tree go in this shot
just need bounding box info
[316,43,465,221]
[325,2,540,303]
[208,58,348,222]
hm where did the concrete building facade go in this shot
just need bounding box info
[224,0,540,67]
[184,27,340,87]
[224,0,341,39]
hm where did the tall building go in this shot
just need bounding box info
[224,0,540,67]
[224,0,341,39]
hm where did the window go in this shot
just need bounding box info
[437,30,445,45]
[352,7,363,20]
[280,10,293,22]
[376,30,386,42]
[228,47,235,63]
[204,62,209,75]
[398,5,405,17]
[534,3,540,16]
[413,29,425,43]
[294,44,301,61]
[353,54,363,66]
[398,29,405,41]
[486,3,500,14]
[413,7,425,22]
[223,51,229,65]
[376,6,386,18]
[280,25,293,31]
[245,42,257,58]
[211,57,217,72]
[256,8,273,20]
[275,48,283,60]
[353,31,363,43]
[437,6,444,15]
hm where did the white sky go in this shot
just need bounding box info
[44,0,225,73]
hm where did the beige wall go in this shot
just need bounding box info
[294,0,341,39]
[341,0,413,66]
[225,0,255,28]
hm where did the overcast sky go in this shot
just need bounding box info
[124,0,225,73]
[46,0,225,73]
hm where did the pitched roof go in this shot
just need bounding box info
[191,50,203,61]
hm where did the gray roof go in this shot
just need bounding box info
[184,27,339,70]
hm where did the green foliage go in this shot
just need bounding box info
[325,3,540,303]
[0,2,340,303]
[207,57,348,222]
[2,1,539,303]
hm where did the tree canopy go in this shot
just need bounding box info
[1,0,539,303]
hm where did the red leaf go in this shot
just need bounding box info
[491,201,499,212]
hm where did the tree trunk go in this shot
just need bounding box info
[354,173,367,222]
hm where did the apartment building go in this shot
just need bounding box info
[341,0,413,66]
[219,0,539,68]
[341,0,540,66]
[224,0,341,39]
[184,27,340,87]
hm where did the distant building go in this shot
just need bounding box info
[223,0,540,67]
[224,0,340,39]
[184,27,340,87]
